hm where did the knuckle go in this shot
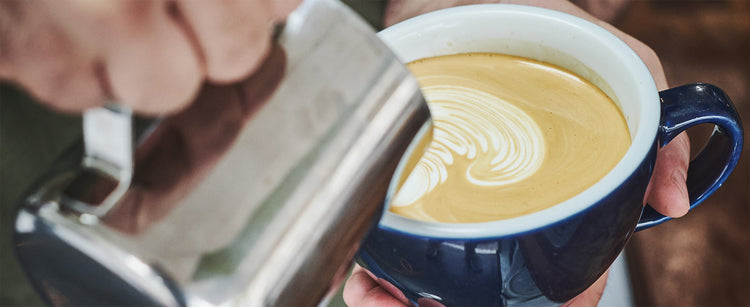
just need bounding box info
[205,38,269,83]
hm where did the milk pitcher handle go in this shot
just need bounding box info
[635,83,743,231]
[61,104,134,218]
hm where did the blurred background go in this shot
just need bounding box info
[1,0,748,306]
[616,0,748,306]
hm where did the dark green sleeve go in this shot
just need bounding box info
[341,0,387,30]
[1,83,81,306]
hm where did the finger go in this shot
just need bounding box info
[343,266,381,307]
[175,0,275,83]
[2,41,104,113]
[268,0,303,20]
[384,0,496,27]
[100,0,202,114]
[103,44,286,233]
[645,132,691,217]
[417,297,447,307]
[39,0,203,114]
[358,286,409,307]
[0,1,104,112]
[562,270,609,307]
[344,265,409,307]
[569,0,630,22]
[383,0,434,26]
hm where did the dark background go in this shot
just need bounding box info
[616,0,749,306]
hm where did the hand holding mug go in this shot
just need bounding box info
[344,1,688,306]
[347,2,742,306]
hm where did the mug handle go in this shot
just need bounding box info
[635,83,744,231]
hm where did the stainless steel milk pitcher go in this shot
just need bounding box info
[13,0,431,305]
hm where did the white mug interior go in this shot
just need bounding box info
[378,4,660,238]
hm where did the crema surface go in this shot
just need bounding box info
[390,53,630,223]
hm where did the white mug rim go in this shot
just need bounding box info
[377,4,660,239]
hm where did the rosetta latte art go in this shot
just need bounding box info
[390,53,630,222]
[392,84,545,207]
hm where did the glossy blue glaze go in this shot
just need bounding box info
[637,83,744,230]
[356,83,743,306]
[357,144,655,306]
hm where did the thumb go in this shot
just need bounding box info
[644,132,691,218]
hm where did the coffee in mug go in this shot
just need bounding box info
[358,5,743,306]
[390,53,630,223]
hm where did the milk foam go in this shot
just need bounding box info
[392,84,545,207]
[390,53,630,223]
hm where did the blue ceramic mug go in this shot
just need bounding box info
[356,4,743,306]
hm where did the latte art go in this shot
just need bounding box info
[392,84,546,207]
[390,53,630,223]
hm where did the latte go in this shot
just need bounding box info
[389,53,630,223]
